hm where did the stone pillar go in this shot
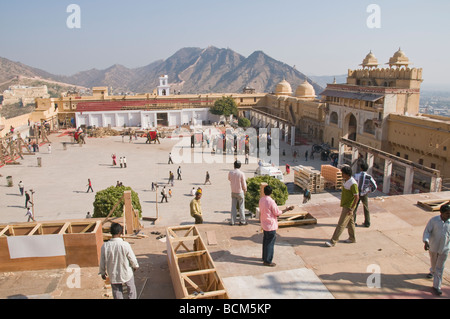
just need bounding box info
[403,166,414,195]
[351,147,359,175]
[291,126,296,147]
[338,142,345,167]
[430,176,442,193]
[382,159,392,194]
[284,124,289,143]
[367,153,375,175]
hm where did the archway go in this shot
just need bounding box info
[345,113,357,141]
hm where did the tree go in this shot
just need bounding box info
[209,96,238,117]
[238,117,251,128]
[93,185,142,218]
[245,175,289,214]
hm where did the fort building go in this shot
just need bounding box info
[2,49,449,193]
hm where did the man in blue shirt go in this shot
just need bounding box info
[423,204,450,296]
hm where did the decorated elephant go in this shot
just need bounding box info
[74,130,86,144]
[145,131,160,144]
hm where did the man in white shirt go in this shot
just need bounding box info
[423,204,450,296]
[99,223,139,299]
[228,160,247,225]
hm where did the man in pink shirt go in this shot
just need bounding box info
[259,185,294,267]
[228,160,248,225]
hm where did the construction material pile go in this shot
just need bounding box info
[321,165,343,190]
[89,127,121,138]
[293,165,324,193]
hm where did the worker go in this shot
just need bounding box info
[99,223,139,299]
[190,190,203,224]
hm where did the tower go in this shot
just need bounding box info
[157,75,170,96]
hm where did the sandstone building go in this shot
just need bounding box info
[2,49,449,193]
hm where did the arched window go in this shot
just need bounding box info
[330,112,338,124]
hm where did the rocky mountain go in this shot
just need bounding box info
[0,47,324,95]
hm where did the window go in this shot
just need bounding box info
[431,163,436,169]
[396,152,401,157]
[419,159,424,165]
[404,154,409,160]
[363,120,376,135]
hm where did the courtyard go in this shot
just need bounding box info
[0,127,449,300]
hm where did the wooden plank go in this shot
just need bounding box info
[185,290,228,300]
[176,251,208,259]
[417,199,450,211]
[181,269,217,277]
[58,222,71,234]
[206,231,218,246]
[80,223,95,234]
[27,223,42,236]
[0,226,10,237]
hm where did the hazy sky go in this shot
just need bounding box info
[1,0,449,89]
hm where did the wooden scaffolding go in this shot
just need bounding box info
[166,225,229,299]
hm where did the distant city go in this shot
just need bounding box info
[419,90,450,117]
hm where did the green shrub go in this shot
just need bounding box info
[93,186,142,218]
[245,175,289,214]
[238,117,251,128]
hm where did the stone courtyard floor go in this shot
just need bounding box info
[0,127,449,301]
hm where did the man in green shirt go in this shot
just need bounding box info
[190,190,203,224]
[325,166,359,247]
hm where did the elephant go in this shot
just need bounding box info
[74,132,86,144]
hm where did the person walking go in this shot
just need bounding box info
[259,185,294,267]
[123,156,127,168]
[305,150,308,161]
[25,207,35,222]
[190,190,204,224]
[160,186,168,203]
[119,157,123,168]
[112,154,117,166]
[228,160,247,226]
[99,223,139,299]
[353,162,377,228]
[86,179,94,193]
[325,165,359,247]
[423,204,450,296]
[18,181,24,196]
[177,166,182,180]
[168,153,173,164]
[25,191,32,208]
[303,188,311,204]
[204,171,211,185]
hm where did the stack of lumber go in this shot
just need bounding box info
[293,165,324,193]
[321,165,343,190]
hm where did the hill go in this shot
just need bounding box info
[0,47,324,95]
